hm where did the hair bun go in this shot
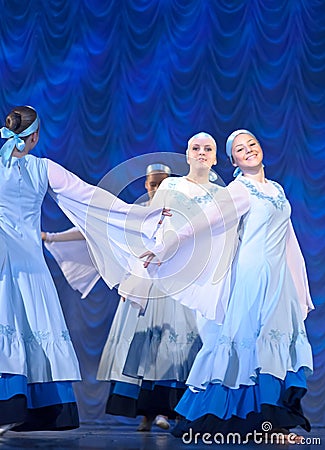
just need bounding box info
[6,112,22,132]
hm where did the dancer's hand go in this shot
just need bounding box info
[159,208,171,224]
[140,250,160,268]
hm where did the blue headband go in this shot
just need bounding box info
[225,129,257,177]
[0,114,40,166]
[186,132,217,155]
[146,163,171,175]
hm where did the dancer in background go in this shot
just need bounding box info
[0,106,80,435]
[97,164,201,431]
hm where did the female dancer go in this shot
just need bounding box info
[0,106,80,434]
[0,105,164,434]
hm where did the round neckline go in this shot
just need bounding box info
[242,175,268,185]
[184,176,211,186]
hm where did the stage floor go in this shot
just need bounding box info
[0,423,324,449]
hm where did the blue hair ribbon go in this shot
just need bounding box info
[0,115,40,166]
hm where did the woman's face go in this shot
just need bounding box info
[231,133,263,172]
[187,136,217,170]
[145,171,169,200]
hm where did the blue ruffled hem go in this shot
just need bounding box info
[156,380,186,389]
[0,374,76,408]
[112,382,140,399]
[175,368,308,421]
[112,380,186,399]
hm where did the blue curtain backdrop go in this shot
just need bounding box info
[0,0,324,425]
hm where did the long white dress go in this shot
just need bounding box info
[170,175,314,435]
[0,155,80,429]
[0,155,160,429]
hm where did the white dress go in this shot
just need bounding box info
[97,287,201,385]
[0,155,80,384]
[171,175,313,432]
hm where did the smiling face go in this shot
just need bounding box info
[187,135,217,170]
[231,133,263,173]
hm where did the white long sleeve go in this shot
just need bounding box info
[46,159,163,289]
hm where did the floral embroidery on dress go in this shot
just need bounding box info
[218,335,232,346]
[0,324,16,337]
[169,179,219,208]
[61,330,72,342]
[217,331,262,349]
[239,337,256,349]
[169,330,178,343]
[187,331,199,344]
[269,329,286,343]
[289,330,308,344]
[19,330,72,344]
[192,190,219,205]
[216,329,304,349]
[166,179,178,190]
[238,177,287,210]
[23,330,50,344]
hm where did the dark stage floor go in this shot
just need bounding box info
[0,424,324,450]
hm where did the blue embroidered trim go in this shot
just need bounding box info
[269,329,286,342]
[0,324,72,343]
[168,330,178,343]
[238,177,287,210]
[61,330,72,342]
[216,328,308,349]
[187,331,199,344]
[138,324,200,345]
[0,324,16,337]
[23,331,50,344]
[167,178,219,206]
